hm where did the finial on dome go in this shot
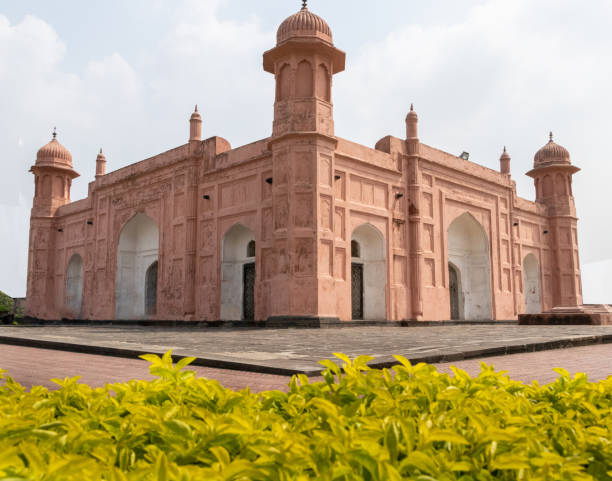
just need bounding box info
[549,131,553,142]
[410,103,414,111]
[503,146,507,153]
[99,148,103,154]
[302,0,308,10]
[195,104,198,112]
[52,127,57,139]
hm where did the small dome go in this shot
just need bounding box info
[534,132,570,168]
[190,104,201,121]
[96,148,106,162]
[500,146,511,161]
[277,5,333,45]
[406,104,418,122]
[36,129,72,167]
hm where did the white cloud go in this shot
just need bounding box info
[334,0,612,268]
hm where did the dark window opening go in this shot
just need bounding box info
[247,240,256,258]
[351,240,360,258]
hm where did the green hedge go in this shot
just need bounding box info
[1,352,611,480]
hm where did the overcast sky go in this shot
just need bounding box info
[1,0,610,302]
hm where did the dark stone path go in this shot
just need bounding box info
[2,324,612,375]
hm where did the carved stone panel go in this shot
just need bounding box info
[275,195,289,230]
[320,195,332,231]
[294,194,313,228]
[293,238,314,277]
[334,207,345,240]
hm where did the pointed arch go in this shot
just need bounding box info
[447,212,492,320]
[277,63,291,101]
[65,253,83,317]
[296,60,314,98]
[317,63,330,101]
[115,213,159,319]
[221,223,256,320]
[351,223,386,320]
[523,253,541,314]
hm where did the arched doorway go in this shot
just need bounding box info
[448,262,462,320]
[447,213,492,320]
[65,254,83,317]
[523,254,541,314]
[115,213,159,319]
[145,261,158,316]
[351,224,386,320]
[221,224,256,320]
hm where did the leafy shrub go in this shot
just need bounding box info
[1,351,611,480]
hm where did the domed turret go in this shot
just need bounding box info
[277,1,332,45]
[534,132,571,168]
[36,128,73,168]
[30,128,79,216]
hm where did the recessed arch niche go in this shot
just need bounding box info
[523,253,542,314]
[351,223,386,320]
[220,223,256,320]
[115,213,159,319]
[447,212,492,320]
[65,253,83,317]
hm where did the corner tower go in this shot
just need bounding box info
[527,133,582,307]
[27,129,79,319]
[261,3,346,321]
[264,1,345,137]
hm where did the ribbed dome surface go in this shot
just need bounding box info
[277,7,332,44]
[534,133,570,168]
[36,136,72,166]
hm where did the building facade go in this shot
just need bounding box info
[26,4,583,322]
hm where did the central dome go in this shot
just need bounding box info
[277,5,333,45]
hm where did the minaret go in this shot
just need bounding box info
[189,105,202,154]
[95,149,106,178]
[500,146,511,176]
[526,132,582,307]
[405,104,419,155]
[30,128,79,217]
[263,1,346,137]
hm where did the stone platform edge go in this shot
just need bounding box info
[2,332,611,377]
[4,316,518,328]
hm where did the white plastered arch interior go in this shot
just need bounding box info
[65,253,83,317]
[220,223,255,320]
[115,213,159,319]
[523,253,542,314]
[447,212,492,320]
[351,223,387,320]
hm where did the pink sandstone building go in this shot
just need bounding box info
[26,4,584,323]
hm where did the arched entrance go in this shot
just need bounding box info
[351,224,386,320]
[447,213,492,320]
[145,261,158,316]
[221,224,256,320]
[115,213,159,319]
[65,254,83,317]
[523,254,541,314]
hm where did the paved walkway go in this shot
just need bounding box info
[1,343,611,392]
[1,325,612,375]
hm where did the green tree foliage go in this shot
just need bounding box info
[0,290,14,314]
[1,351,611,480]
